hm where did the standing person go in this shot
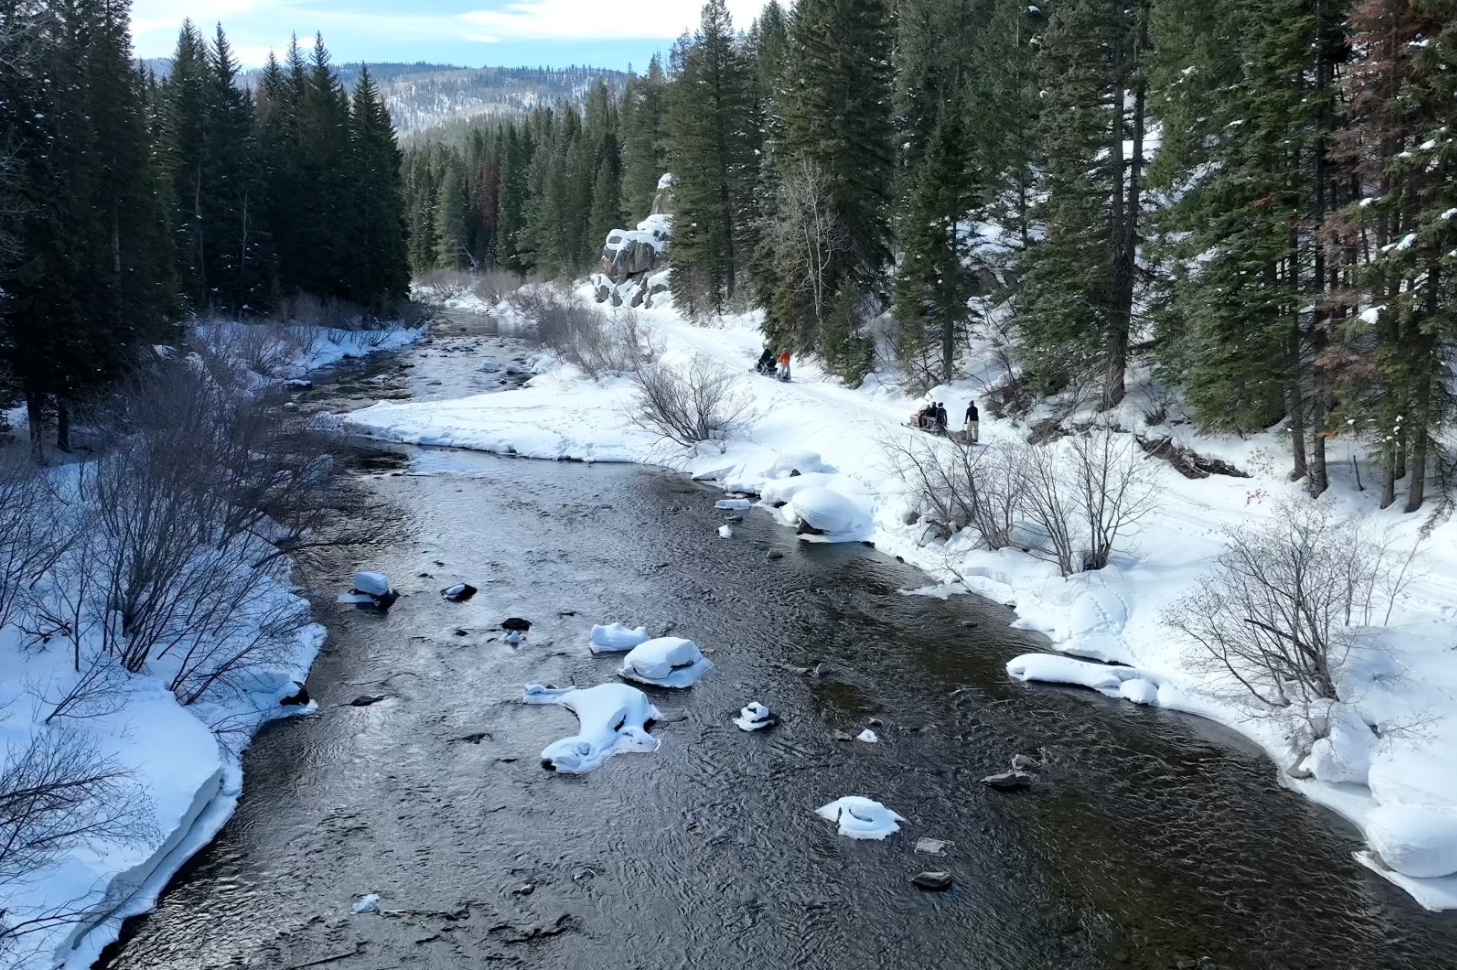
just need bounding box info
[964,399,980,443]
[778,349,791,382]
[936,402,949,431]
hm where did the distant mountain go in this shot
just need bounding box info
[137,58,625,134]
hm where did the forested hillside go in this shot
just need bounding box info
[0,11,410,449]
[404,0,1456,513]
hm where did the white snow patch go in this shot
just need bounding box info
[589,623,652,653]
[352,894,380,914]
[815,796,905,840]
[857,728,879,743]
[1366,808,1457,878]
[522,683,662,773]
[734,701,775,731]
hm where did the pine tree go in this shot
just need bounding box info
[665,0,754,316]
[1329,0,1457,510]
[1153,0,1351,487]
[348,65,410,307]
[781,0,894,290]
[1017,0,1150,408]
[894,91,982,388]
[434,159,472,269]
[619,55,668,218]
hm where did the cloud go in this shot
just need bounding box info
[458,0,768,40]
[132,0,268,39]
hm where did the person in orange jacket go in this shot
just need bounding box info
[777,349,791,382]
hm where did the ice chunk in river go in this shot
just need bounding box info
[523,683,662,773]
[590,623,652,653]
[1367,807,1457,878]
[716,498,752,510]
[857,728,879,743]
[734,702,776,731]
[815,796,904,840]
[618,637,713,688]
[718,524,733,539]
[352,894,379,914]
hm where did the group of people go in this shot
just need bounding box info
[756,347,792,381]
[912,399,979,442]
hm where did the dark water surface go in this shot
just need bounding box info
[99,317,1457,970]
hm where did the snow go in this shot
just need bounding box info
[716,498,752,510]
[1006,653,1148,696]
[338,282,1457,910]
[782,487,872,541]
[523,683,662,773]
[815,796,905,840]
[190,322,425,382]
[1366,808,1457,878]
[718,524,733,538]
[1302,705,1377,785]
[856,728,879,743]
[734,701,775,731]
[617,636,713,688]
[1442,208,1457,221]
[352,571,391,596]
[352,893,380,914]
[589,622,652,653]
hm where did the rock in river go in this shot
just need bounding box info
[982,770,1034,791]
[911,871,954,891]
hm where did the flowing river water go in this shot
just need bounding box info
[99,313,1457,970]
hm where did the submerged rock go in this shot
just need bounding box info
[279,681,310,707]
[734,702,777,731]
[982,770,1034,791]
[350,695,386,707]
[911,871,953,891]
[441,583,478,602]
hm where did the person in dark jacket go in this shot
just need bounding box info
[964,400,980,443]
[936,403,949,430]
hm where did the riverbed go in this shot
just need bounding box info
[98,313,1457,970]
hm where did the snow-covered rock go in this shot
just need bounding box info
[716,498,752,510]
[479,361,501,373]
[718,524,733,539]
[440,583,477,602]
[857,728,878,743]
[767,450,830,479]
[589,623,652,653]
[523,683,662,774]
[1118,679,1160,706]
[352,571,390,597]
[734,701,776,731]
[1367,808,1457,878]
[783,487,871,540]
[352,894,379,914]
[617,637,713,689]
[815,796,905,840]
[1006,653,1146,696]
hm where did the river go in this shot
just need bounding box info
[98,312,1457,970]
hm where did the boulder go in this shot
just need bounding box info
[441,583,478,602]
[279,681,311,706]
[350,695,386,707]
[1010,753,1040,771]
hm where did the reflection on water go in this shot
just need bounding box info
[98,321,1457,970]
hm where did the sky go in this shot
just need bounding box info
[131,0,772,71]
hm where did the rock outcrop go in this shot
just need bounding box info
[591,174,674,309]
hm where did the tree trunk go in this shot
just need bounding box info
[56,400,71,453]
[25,387,44,464]
[1287,322,1307,482]
[1102,0,1147,411]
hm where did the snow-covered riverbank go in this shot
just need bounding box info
[1,323,423,970]
[343,292,1457,911]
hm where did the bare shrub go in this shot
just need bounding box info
[417,268,472,300]
[514,287,656,379]
[0,728,154,951]
[1068,429,1161,571]
[1166,501,1422,709]
[1018,441,1080,576]
[471,269,523,306]
[189,322,313,383]
[63,362,350,700]
[0,456,69,630]
[773,160,844,336]
[27,649,130,725]
[885,435,1025,548]
[626,354,755,451]
[274,293,362,329]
